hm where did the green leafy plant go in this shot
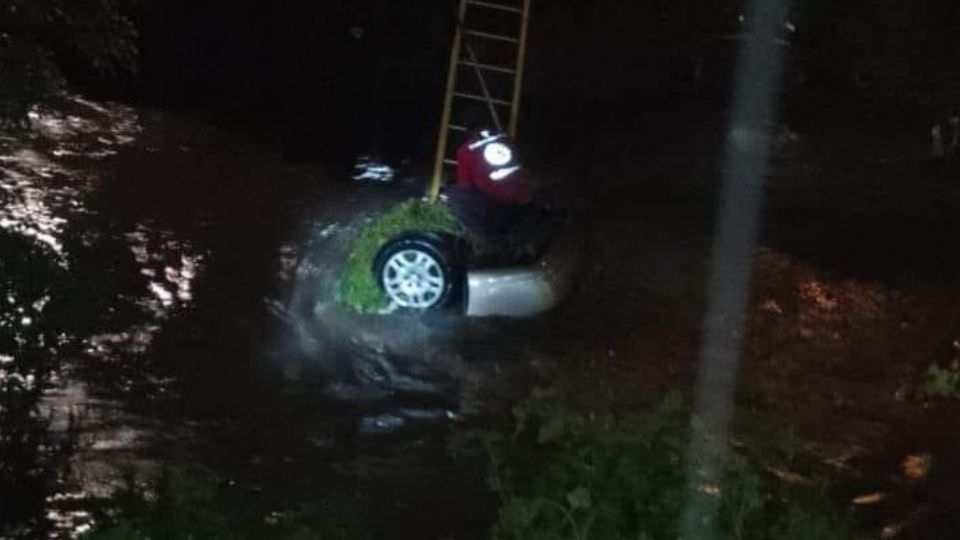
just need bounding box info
[920,359,960,400]
[484,393,852,540]
[336,200,463,313]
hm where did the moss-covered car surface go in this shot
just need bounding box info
[336,200,464,313]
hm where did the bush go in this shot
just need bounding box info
[0,0,138,126]
[483,394,853,540]
[336,200,463,313]
[0,42,61,125]
[921,359,960,400]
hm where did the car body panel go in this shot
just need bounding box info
[465,222,582,317]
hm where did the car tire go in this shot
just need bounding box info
[373,232,465,312]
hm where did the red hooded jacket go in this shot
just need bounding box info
[455,131,533,205]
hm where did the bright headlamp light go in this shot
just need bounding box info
[483,142,513,167]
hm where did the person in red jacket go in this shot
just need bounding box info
[445,113,538,244]
[455,129,534,205]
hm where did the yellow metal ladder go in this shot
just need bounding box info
[429,0,532,200]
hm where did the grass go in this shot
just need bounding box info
[336,200,463,313]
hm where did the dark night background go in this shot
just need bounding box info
[57,0,960,168]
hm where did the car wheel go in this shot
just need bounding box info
[373,233,464,312]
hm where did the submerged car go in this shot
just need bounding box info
[371,206,582,317]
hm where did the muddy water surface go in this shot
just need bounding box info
[0,97,553,539]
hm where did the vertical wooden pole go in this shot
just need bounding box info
[429,0,469,202]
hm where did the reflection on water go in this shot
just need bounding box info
[28,96,141,157]
[0,94,172,537]
[0,96,143,260]
[125,226,204,314]
[0,153,71,254]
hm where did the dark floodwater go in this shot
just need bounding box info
[0,96,555,539]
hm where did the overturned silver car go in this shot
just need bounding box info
[371,211,583,317]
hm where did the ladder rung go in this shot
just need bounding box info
[453,92,512,106]
[466,0,522,14]
[458,60,516,74]
[464,29,519,44]
[449,124,467,131]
